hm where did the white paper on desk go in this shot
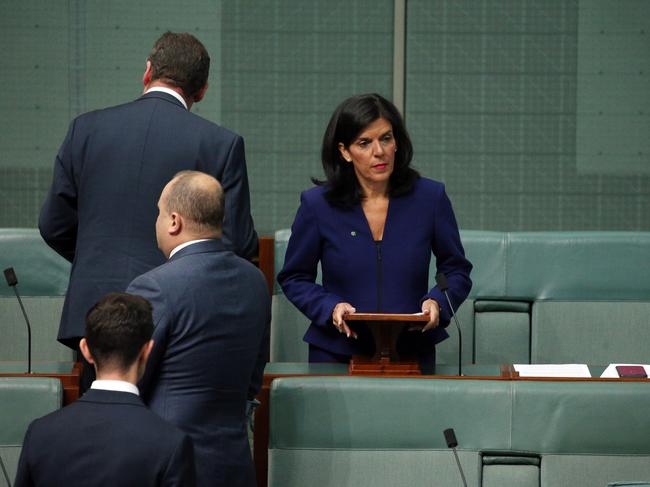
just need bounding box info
[600,363,650,378]
[513,364,592,378]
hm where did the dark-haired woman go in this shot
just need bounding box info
[277,93,472,371]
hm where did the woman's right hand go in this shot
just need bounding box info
[332,302,358,339]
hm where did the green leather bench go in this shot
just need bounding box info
[0,229,73,364]
[0,377,63,486]
[272,230,650,366]
[269,376,650,487]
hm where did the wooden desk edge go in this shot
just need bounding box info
[0,364,81,406]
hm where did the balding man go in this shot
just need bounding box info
[126,171,270,487]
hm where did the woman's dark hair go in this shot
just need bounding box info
[315,93,419,208]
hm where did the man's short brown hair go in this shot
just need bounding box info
[85,293,153,372]
[148,32,210,99]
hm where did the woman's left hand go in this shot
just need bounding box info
[421,299,440,332]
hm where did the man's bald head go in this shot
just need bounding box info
[161,171,224,236]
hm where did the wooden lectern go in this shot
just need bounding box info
[345,312,430,375]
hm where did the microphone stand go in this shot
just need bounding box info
[435,273,462,376]
[442,291,462,377]
[4,268,32,374]
[12,286,32,374]
[443,428,468,487]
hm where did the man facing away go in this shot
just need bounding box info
[38,32,258,390]
[126,171,270,487]
[14,292,196,487]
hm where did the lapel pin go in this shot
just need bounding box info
[350,231,357,237]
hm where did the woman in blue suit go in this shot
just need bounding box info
[278,94,472,371]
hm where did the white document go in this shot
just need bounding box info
[513,364,592,378]
[600,363,650,378]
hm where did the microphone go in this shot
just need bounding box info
[4,267,32,374]
[435,273,463,376]
[443,428,468,487]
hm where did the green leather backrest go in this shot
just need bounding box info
[456,231,650,301]
[0,297,72,362]
[510,380,650,454]
[270,377,650,455]
[458,230,507,299]
[0,229,70,297]
[0,229,72,362]
[0,377,62,445]
[505,232,650,301]
[270,377,513,450]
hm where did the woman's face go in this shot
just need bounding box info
[338,117,396,194]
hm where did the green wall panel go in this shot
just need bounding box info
[1,0,648,233]
[406,0,650,231]
[221,0,394,234]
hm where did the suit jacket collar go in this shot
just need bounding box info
[138,91,185,109]
[78,388,145,407]
[168,239,226,262]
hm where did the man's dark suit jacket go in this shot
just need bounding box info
[126,239,271,487]
[14,388,195,487]
[39,91,257,348]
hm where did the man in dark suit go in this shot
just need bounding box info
[14,292,195,487]
[126,171,270,487]
[38,32,257,389]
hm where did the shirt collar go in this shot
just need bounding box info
[144,87,188,110]
[91,380,140,396]
[169,239,212,259]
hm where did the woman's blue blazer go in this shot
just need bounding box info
[278,177,473,357]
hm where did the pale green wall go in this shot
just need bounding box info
[1,0,648,233]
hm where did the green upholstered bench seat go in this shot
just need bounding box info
[0,229,72,363]
[269,376,650,487]
[0,377,63,485]
[271,229,650,366]
[0,229,70,297]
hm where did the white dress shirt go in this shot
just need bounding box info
[144,86,188,110]
[91,379,140,396]
[169,239,212,259]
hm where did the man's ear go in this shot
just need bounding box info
[140,339,154,365]
[193,83,208,103]
[169,212,183,236]
[143,60,153,88]
[136,339,155,380]
[79,338,95,365]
